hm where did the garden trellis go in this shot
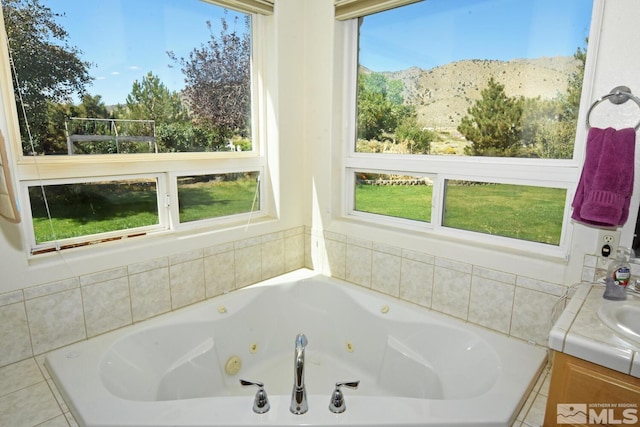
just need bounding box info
[64,117,157,154]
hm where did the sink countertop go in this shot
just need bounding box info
[549,284,640,378]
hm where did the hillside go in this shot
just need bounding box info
[378,56,580,130]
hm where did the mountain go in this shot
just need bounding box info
[376,56,580,129]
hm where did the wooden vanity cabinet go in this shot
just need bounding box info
[544,351,640,426]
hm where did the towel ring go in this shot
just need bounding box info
[586,87,640,130]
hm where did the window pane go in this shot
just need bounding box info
[354,172,432,222]
[356,0,592,159]
[29,179,159,244]
[442,180,566,245]
[177,172,260,223]
[5,0,252,155]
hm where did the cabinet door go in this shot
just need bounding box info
[544,352,640,426]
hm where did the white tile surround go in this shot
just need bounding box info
[0,225,606,426]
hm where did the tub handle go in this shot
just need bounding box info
[328,380,360,413]
[239,379,270,414]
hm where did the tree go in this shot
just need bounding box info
[521,42,587,159]
[118,72,187,124]
[43,94,110,154]
[3,0,92,154]
[562,42,587,124]
[168,14,251,149]
[155,122,218,153]
[110,72,191,153]
[458,77,524,156]
[395,116,436,154]
[73,94,109,119]
[357,72,412,141]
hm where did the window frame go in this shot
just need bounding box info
[340,1,603,259]
[21,173,169,253]
[0,5,270,257]
[348,168,436,228]
[170,167,264,230]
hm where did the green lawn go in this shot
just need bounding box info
[30,181,159,244]
[30,176,258,244]
[356,182,565,245]
[355,184,432,222]
[32,178,564,246]
[177,176,259,223]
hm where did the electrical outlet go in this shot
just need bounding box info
[598,229,620,262]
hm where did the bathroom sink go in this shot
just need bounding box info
[597,297,640,345]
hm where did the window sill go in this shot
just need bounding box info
[26,213,278,266]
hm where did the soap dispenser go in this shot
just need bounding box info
[603,247,631,301]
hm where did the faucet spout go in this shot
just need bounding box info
[290,333,308,414]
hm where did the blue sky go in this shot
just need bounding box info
[43,0,246,105]
[43,0,592,104]
[359,0,593,72]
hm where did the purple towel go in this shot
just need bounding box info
[572,127,636,227]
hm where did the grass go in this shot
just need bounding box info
[356,182,565,245]
[32,177,563,247]
[30,176,259,244]
[355,184,432,222]
[177,175,259,223]
[30,182,159,244]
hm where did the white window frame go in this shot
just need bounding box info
[22,173,169,253]
[340,0,604,260]
[347,168,436,230]
[170,166,264,230]
[0,7,270,257]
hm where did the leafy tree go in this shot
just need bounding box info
[395,116,436,154]
[522,42,587,159]
[458,77,524,156]
[73,94,109,119]
[537,42,587,159]
[168,14,251,150]
[3,0,92,154]
[43,94,110,154]
[357,72,412,141]
[357,87,395,140]
[155,122,218,152]
[562,42,587,124]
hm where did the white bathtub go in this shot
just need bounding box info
[46,269,546,427]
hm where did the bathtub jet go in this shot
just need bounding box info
[45,268,547,426]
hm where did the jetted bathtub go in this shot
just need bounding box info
[46,269,546,427]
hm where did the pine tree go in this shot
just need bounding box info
[458,77,524,156]
[122,72,187,125]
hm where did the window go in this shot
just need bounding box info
[354,172,432,223]
[345,0,596,255]
[176,171,260,223]
[442,180,566,245]
[25,177,163,253]
[1,0,267,254]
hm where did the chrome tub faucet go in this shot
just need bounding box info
[290,333,308,414]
